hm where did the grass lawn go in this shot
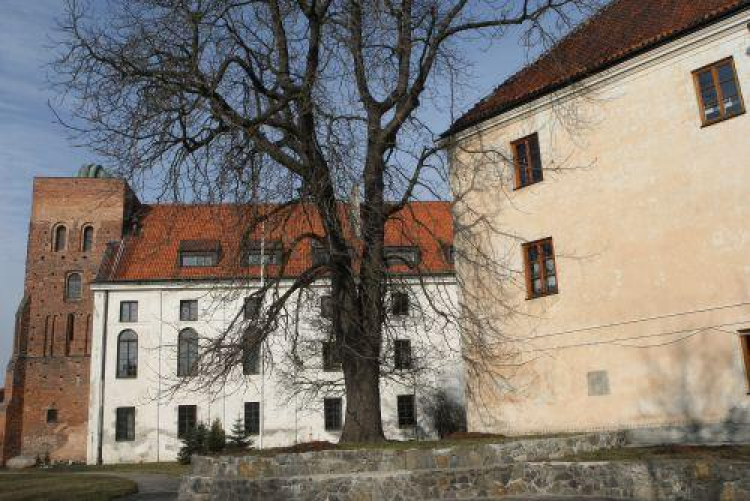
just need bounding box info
[558,444,750,462]
[46,461,189,477]
[0,473,137,501]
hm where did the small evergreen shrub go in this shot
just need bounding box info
[227,415,253,451]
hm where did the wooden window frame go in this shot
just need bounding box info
[522,237,559,299]
[739,331,750,394]
[692,57,745,127]
[511,133,543,190]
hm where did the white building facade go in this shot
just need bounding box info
[86,203,461,464]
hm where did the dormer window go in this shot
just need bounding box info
[179,240,221,267]
[246,241,282,266]
[384,246,420,267]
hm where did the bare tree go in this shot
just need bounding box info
[54,0,596,442]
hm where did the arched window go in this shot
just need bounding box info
[81,226,94,252]
[53,225,67,252]
[177,328,199,377]
[65,273,82,300]
[117,330,138,378]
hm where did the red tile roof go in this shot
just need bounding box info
[99,202,453,282]
[445,0,750,136]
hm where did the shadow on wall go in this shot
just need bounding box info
[630,330,750,445]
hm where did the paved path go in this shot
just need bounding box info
[88,472,181,501]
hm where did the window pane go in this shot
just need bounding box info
[397,395,415,427]
[320,296,333,319]
[82,227,94,252]
[324,398,342,431]
[533,279,543,294]
[243,344,260,375]
[717,63,735,83]
[697,70,714,90]
[530,135,543,182]
[66,274,82,300]
[244,402,260,435]
[322,341,341,371]
[180,300,198,321]
[395,340,412,370]
[391,292,410,316]
[244,297,261,320]
[178,405,197,438]
[55,226,67,251]
[116,407,135,441]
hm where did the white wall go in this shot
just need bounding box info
[88,277,461,464]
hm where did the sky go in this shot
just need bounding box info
[0,0,565,374]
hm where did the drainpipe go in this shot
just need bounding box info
[96,290,109,465]
[259,221,265,450]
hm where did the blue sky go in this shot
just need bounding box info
[0,0,554,373]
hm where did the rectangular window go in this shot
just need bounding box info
[243,344,260,375]
[46,408,58,424]
[320,295,333,319]
[180,300,198,321]
[246,242,282,266]
[740,333,750,392]
[391,292,410,317]
[512,133,543,189]
[394,339,412,370]
[179,251,219,267]
[397,394,416,428]
[119,301,138,323]
[322,341,342,371]
[442,244,455,265]
[243,297,261,320]
[115,407,135,441]
[384,246,421,267]
[324,398,342,431]
[178,405,197,438]
[311,243,328,267]
[244,402,260,435]
[693,58,745,125]
[523,238,558,299]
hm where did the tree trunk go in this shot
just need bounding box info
[340,354,385,442]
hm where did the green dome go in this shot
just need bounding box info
[76,163,112,178]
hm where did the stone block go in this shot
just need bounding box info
[6,455,36,469]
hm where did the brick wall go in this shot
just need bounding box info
[0,177,138,463]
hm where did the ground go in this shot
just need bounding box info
[0,473,137,501]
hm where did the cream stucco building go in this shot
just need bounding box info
[445,0,750,442]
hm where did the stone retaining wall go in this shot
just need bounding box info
[188,432,626,480]
[178,433,750,500]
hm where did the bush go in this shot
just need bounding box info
[178,422,209,465]
[227,415,253,451]
[421,389,467,439]
[207,418,226,454]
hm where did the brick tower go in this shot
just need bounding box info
[0,168,139,464]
